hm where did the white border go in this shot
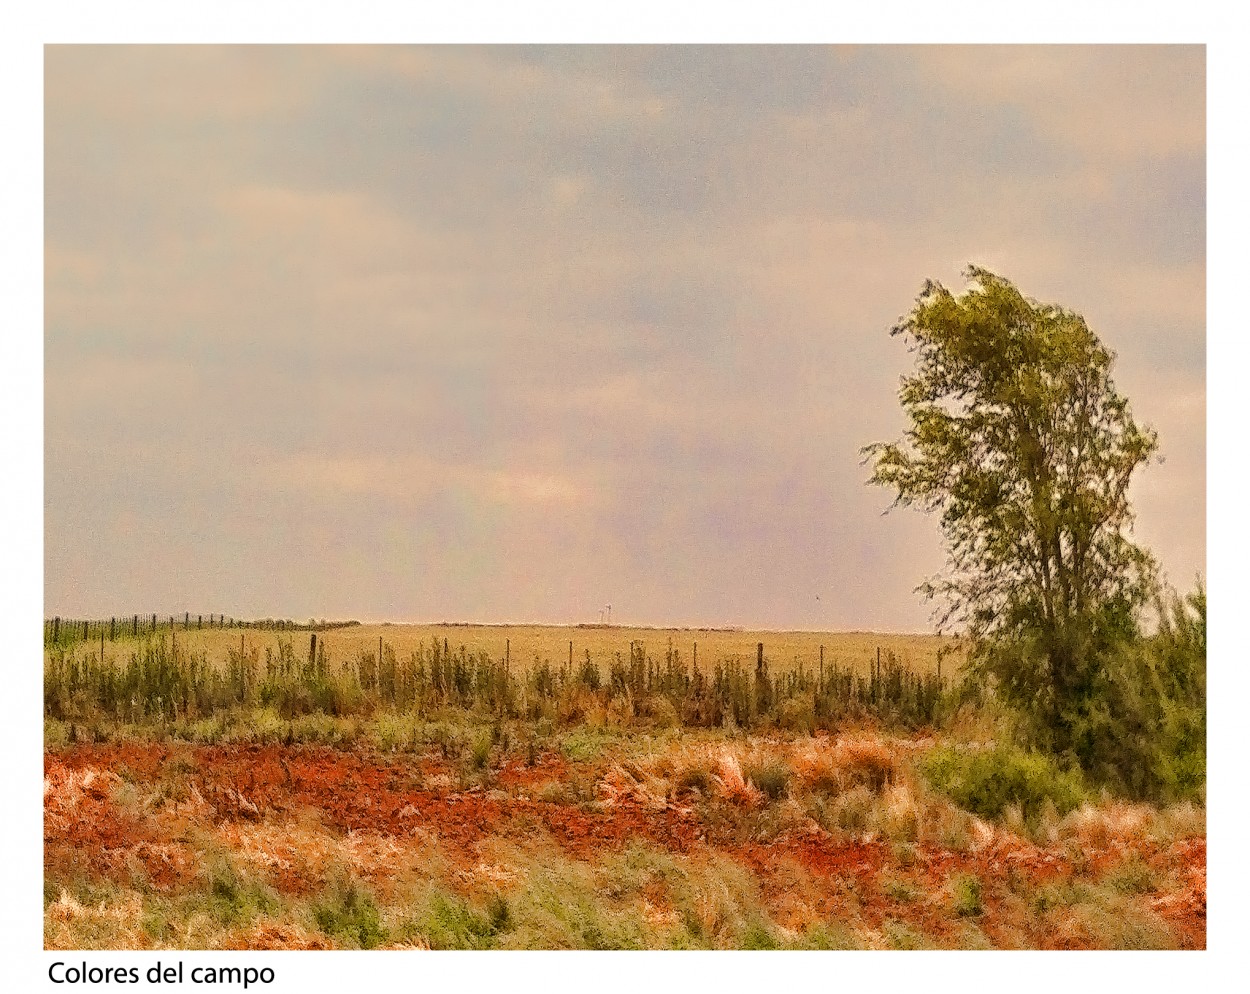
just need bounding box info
[7,4,1244,990]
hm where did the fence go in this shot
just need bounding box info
[43,615,360,649]
[43,632,950,733]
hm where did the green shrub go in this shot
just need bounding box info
[950,874,983,917]
[1062,585,1206,803]
[195,857,279,928]
[311,876,386,949]
[920,744,1085,823]
[416,892,503,949]
[740,920,780,949]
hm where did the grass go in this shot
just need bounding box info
[42,622,1203,951]
[310,875,387,949]
[44,625,955,738]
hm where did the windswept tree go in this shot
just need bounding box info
[864,267,1160,759]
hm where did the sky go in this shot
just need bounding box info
[43,44,1206,631]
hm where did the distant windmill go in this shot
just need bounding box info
[605,604,612,625]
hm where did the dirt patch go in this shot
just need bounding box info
[45,743,1206,949]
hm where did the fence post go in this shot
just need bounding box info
[310,632,317,665]
[185,612,189,630]
[133,615,138,637]
[506,638,510,669]
[820,645,824,686]
[110,617,115,641]
[569,640,573,669]
[198,615,202,630]
[53,617,60,644]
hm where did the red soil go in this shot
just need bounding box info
[44,743,1206,948]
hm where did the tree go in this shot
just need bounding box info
[864,267,1160,760]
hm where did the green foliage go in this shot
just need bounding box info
[198,857,279,928]
[311,876,386,949]
[740,920,780,949]
[865,268,1160,761]
[469,732,493,771]
[950,874,984,917]
[415,891,506,949]
[1058,582,1205,801]
[920,744,1085,823]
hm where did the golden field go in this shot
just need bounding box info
[65,623,960,678]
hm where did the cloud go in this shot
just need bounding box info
[44,45,1205,625]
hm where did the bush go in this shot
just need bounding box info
[311,876,386,949]
[920,744,1085,823]
[744,760,791,802]
[950,874,983,917]
[776,696,814,734]
[1061,584,1205,803]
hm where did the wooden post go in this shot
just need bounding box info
[569,640,573,669]
[310,632,317,665]
[380,636,384,666]
[506,638,510,668]
[83,620,89,640]
[133,614,138,637]
[198,614,202,630]
[693,641,697,670]
[101,630,105,662]
[53,617,60,644]
[110,617,115,641]
[819,645,824,686]
[185,612,189,629]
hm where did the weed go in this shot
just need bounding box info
[950,874,984,917]
[1105,855,1158,895]
[740,920,780,949]
[744,760,791,802]
[311,875,386,949]
[414,891,502,950]
[469,732,493,771]
[881,877,920,903]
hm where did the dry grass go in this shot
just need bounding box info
[65,623,957,678]
[44,724,1203,950]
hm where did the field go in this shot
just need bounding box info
[43,623,1205,950]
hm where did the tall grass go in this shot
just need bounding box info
[45,635,950,734]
